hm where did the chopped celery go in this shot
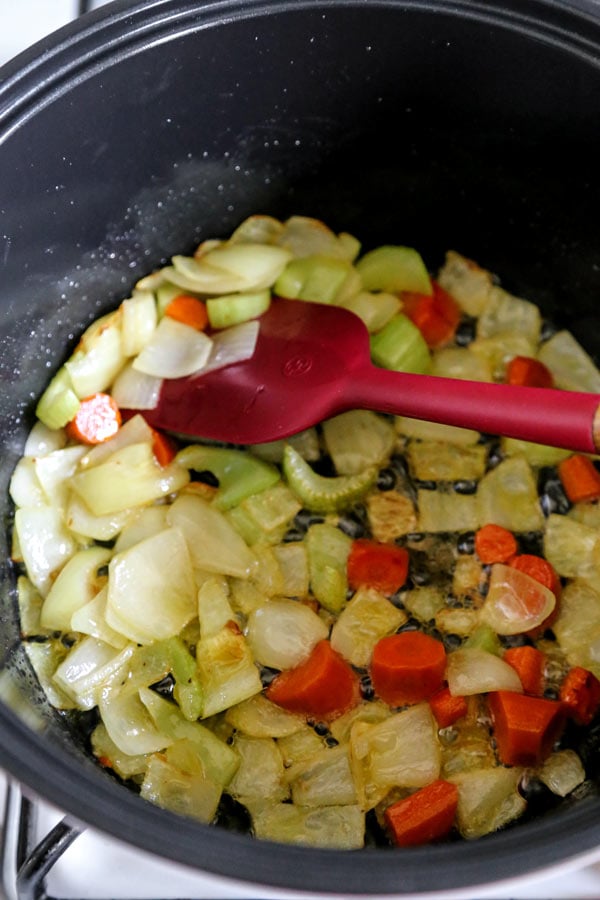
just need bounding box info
[305,522,351,614]
[274,254,355,304]
[91,723,150,779]
[283,444,376,513]
[156,282,185,317]
[206,290,270,328]
[370,313,431,374]
[140,687,239,786]
[35,366,80,430]
[356,245,432,294]
[252,427,320,463]
[500,436,570,468]
[176,445,279,511]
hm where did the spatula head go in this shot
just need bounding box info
[142,299,371,444]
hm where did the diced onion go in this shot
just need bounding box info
[133,316,213,378]
[446,648,523,696]
[195,320,259,376]
[480,564,555,635]
[245,598,328,670]
[111,361,163,410]
[99,685,171,755]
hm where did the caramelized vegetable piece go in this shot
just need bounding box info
[475,523,518,564]
[266,640,360,721]
[503,645,546,697]
[506,355,554,388]
[371,632,446,706]
[560,666,600,725]
[488,690,565,766]
[66,393,121,445]
[346,539,409,595]
[384,779,458,846]
[558,454,600,504]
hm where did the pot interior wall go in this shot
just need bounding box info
[1,0,600,893]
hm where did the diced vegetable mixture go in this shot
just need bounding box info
[9,214,600,849]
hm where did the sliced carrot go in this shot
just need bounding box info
[509,555,561,600]
[347,539,409,595]
[384,779,458,847]
[503,645,546,697]
[266,640,360,721]
[164,294,208,331]
[488,690,565,766]
[151,428,178,467]
[560,666,600,726]
[401,280,461,349]
[370,632,446,707]
[475,523,518,564]
[508,554,561,637]
[65,393,121,445]
[558,454,600,504]
[506,355,554,388]
[429,686,468,728]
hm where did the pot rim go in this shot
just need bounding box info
[2,0,600,893]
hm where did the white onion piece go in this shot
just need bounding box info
[195,320,259,376]
[80,413,154,469]
[14,506,78,596]
[446,648,523,696]
[480,563,556,635]
[99,685,171,755]
[53,638,134,710]
[245,599,328,670]
[111,361,163,410]
[132,317,213,379]
[24,421,67,457]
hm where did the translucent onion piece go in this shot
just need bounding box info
[167,493,256,579]
[288,744,358,807]
[106,527,197,644]
[80,413,154,469]
[330,587,406,669]
[196,320,259,376]
[245,598,328,670]
[120,290,157,357]
[250,802,365,850]
[446,648,523,696]
[480,564,556,635]
[111,362,162,411]
[350,704,440,810]
[224,694,305,739]
[140,749,222,823]
[41,545,112,631]
[99,684,171,755]
[34,446,87,509]
[53,639,134,710]
[24,421,67,457]
[65,312,125,398]
[14,506,78,596]
[537,749,585,797]
[227,735,288,805]
[9,458,45,508]
[167,243,291,295]
[132,316,212,379]
[451,766,526,839]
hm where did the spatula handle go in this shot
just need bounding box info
[350,367,600,454]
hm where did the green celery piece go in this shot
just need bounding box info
[35,366,80,430]
[283,444,377,514]
[370,313,431,374]
[140,687,239,787]
[127,639,203,721]
[274,254,354,304]
[306,523,352,614]
[156,282,185,317]
[176,445,280,511]
[356,245,432,294]
[206,290,270,329]
[464,624,502,656]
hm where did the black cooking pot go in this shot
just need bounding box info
[1,0,600,893]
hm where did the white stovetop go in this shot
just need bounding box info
[2,3,600,898]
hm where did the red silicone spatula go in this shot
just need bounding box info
[142,298,600,451]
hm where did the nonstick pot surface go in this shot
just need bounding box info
[1,0,600,893]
